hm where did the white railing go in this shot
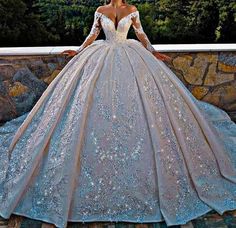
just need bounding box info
[0,43,235,56]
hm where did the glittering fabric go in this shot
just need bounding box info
[0,9,236,228]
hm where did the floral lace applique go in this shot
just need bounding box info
[77,11,102,52]
[131,11,156,53]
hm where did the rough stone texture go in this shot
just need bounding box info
[0,55,68,123]
[0,52,235,123]
[168,51,236,122]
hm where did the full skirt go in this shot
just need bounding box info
[0,39,236,228]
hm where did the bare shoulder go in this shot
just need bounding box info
[96,6,104,13]
[96,4,137,14]
[127,4,138,13]
[96,5,108,14]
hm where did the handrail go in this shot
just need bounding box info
[0,43,235,56]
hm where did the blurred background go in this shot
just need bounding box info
[0,0,235,47]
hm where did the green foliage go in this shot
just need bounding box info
[0,0,55,46]
[0,0,235,46]
[187,0,222,42]
[33,0,106,44]
[216,0,236,42]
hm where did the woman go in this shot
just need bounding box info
[0,0,236,227]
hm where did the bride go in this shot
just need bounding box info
[0,0,236,227]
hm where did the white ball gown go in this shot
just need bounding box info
[0,9,236,228]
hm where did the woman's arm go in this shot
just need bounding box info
[131,8,155,53]
[61,8,102,57]
[76,9,102,52]
[131,6,171,61]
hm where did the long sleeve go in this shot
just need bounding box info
[131,11,156,54]
[77,11,102,52]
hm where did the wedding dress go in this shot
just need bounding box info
[0,9,236,228]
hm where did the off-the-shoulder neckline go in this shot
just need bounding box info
[95,10,139,31]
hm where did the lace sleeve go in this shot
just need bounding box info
[77,11,102,52]
[131,11,156,54]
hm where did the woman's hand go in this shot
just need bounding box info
[60,50,78,57]
[153,51,171,62]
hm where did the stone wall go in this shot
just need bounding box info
[168,52,236,121]
[0,55,68,124]
[0,51,235,124]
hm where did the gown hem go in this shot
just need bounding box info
[3,206,236,227]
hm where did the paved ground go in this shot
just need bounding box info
[1,209,236,228]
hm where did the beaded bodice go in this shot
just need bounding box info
[96,11,137,42]
[78,10,156,53]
